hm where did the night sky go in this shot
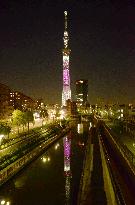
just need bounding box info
[0,0,135,104]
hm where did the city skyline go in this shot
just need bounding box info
[0,1,135,104]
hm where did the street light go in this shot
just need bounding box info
[1,200,5,205]
[54,143,60,150]
[0,134,4,145]
[41,156,51,163]
[0,200,10,205]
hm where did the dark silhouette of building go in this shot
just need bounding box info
[0,83,35,119]
[75,80,88,106]
[0,83,13,119]
[66,99,77,116]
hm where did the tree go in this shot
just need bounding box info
[40,109,48,119]
[12,109,24,133]
[24,110,34,133]
[0,123,11,137]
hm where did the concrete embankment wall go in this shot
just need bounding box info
[99,136,117,205]
[78,124,118,205]
[0,129,69,187]
[78,126,107,205]
[77,128,94,204]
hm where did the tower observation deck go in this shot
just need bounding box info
[62,11,71,106]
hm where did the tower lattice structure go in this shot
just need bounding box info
[62,11,71,106]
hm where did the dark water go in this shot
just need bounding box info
[0,124,89,205]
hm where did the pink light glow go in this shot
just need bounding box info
[63,136,71,172]
[63,69,69,85]
[62,11,71,106]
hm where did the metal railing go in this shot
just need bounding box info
[104,123,135,173]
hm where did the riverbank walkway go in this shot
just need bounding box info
[78,125,117,205]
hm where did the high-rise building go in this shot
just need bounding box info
[62,11,71,106]
[0,83,35,119]
[66,99,77,116]
[0,83,13,119]
[9,91,34,111]
[75,79,88,106]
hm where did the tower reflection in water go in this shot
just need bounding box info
[63,132,72,205]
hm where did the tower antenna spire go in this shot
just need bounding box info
[63,11,69,49]
[62,11,71,106]
[64,11,68,30]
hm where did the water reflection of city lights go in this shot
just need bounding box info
[89,122,92,129]
[77,123,83,134]
[78,141,85,147]
[63,135,71,205]
[54,143,60,150]
[41,156,50,163]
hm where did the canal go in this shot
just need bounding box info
[0,123,89,205]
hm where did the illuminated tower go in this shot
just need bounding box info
[62,11,71,106]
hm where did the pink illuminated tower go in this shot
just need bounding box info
[62,11,71,106]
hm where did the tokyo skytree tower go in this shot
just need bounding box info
[62,11,71,106]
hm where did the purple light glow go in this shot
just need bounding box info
[62,11,71,106]
[64,136,71,157]
[63,69,69,85]
[63,136,71,172]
